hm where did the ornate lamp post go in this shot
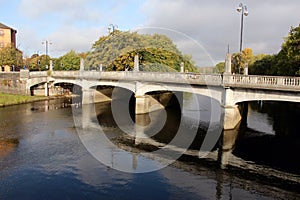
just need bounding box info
[42,40,52,69]
[237,3,248,74]
[237,3,249,52]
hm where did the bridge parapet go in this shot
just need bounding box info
[29,71,48,78]
[52,71,223,86]
[38,70,300,92]
[224,75,300,91]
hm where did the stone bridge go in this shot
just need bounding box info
[1,69,300,130]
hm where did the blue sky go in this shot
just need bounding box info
[1,0,300,66]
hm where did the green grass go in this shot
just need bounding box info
[0,93,49,106]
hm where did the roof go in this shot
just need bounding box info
[0,22,17,32]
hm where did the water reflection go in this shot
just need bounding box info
[0,138,19,157]
[233,102,300,175]
[0,98,299,199]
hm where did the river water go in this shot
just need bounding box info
[0,96,299,199]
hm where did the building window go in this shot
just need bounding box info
[0,30,4,36]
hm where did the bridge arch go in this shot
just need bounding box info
[135,82,223,105]
[26,77,51,90]
[88,80,136,94]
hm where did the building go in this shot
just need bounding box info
[0,22,19,72]
[0,22,17,49]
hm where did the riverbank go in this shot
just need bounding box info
[0,93,68,107]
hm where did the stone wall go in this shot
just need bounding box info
[0,72,27,95]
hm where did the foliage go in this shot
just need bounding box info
[242,48,255,66]
[231,48,254,74]
[85,30,198,72]
[215,62,225,74]
[249,54,276,75]
[0,45,23,67]
[231,52,243,74]
[276,25,300,76]
[249,24,300,76]
[28,54,50,71]
[54,50,81,70]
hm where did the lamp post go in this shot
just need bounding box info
[108,24,118,35]
[42,40,52,69]
[237,3,248,53]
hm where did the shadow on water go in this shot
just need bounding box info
[92,97,300,190]
[233,101,300,175]
[1,97,300,199]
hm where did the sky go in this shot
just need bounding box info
[1,0,300,67]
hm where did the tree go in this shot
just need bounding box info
[276,24,300,76]
[0,45,23,67]
[85,30,198,72]
[242,48,255,66]
[215,62,225,74]
[231,52,242,74]
[249,54,276,75]
[54,50,81,70]
[28,54,50,71]
[231,48,254,74]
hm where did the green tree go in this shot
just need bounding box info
[231,52,242,74]
[29,54,50,71]
[54,50,81,70]
[85,30,198,72]
[0,45,23,67]
[249,54,276,75]
[276,24,300,76]
[215,62,225,74]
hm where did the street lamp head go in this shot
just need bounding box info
[237,3,243,12]
[244,6,249,16]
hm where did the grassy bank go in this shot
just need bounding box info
[0,93,50,107]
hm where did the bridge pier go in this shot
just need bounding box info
[222,87,246,130]
[223,105,242,130]
[135,92,181,114]
[135,95,163,114]
[82,88,112,104]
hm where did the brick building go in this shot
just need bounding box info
[0,22,19,71]
[0,22,17,49]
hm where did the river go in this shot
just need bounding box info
[0,96,299,199]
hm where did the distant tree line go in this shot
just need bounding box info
[6,29,198,72]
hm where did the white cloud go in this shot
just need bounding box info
[14,0,300,66]
[140,0,300,65]
[49,26,106,57]
[19,0,87,18]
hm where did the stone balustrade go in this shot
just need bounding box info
[51,71,300,91]
[4,70,300,92]
[223,75,300,91]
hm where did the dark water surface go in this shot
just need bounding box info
[0,98,299,199]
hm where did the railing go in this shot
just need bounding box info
[42,71,300,91]
[52,71,223,85]
[224,75,300,91]
[29,71,48,78]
